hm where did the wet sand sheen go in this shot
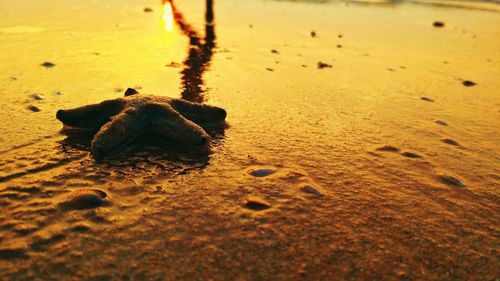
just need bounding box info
[0,0,499,280]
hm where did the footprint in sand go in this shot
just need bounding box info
[27,105,41,112]
[375,145,400,153]
[441,138,461,146]
[247,167,277,177]
[58,189,109,210]
[299,184,323,196]
[439,173,465,188]
[401,152,423,159]
[243,197,271,211]
[435,120,448,126]
[31,93,44,100]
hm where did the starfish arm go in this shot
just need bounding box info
[170,98,227,125]
[143,103,210,146]
[56,99,124,130]
[90,107,147,158]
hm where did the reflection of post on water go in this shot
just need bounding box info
[163,0,216,103]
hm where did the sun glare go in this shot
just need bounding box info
[163,1,174,32]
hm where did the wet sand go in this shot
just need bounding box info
[0,0,499,280]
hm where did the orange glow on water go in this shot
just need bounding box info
[163,1,174,32]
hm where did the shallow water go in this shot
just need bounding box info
[0,0,499,280]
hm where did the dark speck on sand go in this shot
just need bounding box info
[433,21,445,27]
[421,97,434,102]
[166,61,181,68]
[317,61,332,69]
[41,61,55,68]
[271,49,279,54]
[144,7,153,13]
[310,31,316,37]
[462,80,476,87]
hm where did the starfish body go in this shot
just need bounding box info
[56,89,226,159]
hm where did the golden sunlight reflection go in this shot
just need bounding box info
[163,1,174,32]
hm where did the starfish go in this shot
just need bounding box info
[56,88,227,159]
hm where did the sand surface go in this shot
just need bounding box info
[0,0,499,280]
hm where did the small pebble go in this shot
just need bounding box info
[462,80,476,87]
[271,49,279,54]
[41,61,55,68]
[144,7,153,13]
[401,152,423,158]
[310,31,316,37]
[243,197,270,211]
[317,61,332,69]
[59,189,108,210]
[337,44,342,48]
[338,34,343,38]
[376,145,400,152]
[266,68,274,72]
[31,93,44,100]
[421,97,434,102]
[248,167,277,177]
[300,184,322,196]
[55,91,63,96]
[28,105,41,112]
[441,138,460,146]
[439,174,465,188]
[433,21,445,28]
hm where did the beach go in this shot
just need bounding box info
[0,0,499,279]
